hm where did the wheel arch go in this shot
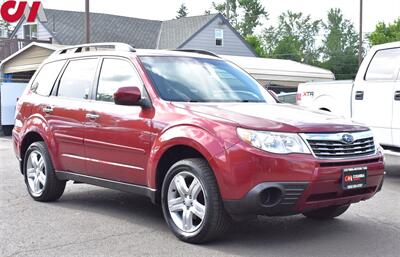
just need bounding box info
[319,107,331,112]
[19,115,56,173]
[21,131,45,160]
[311,94,336,113]
[147,125,228,204]
[154,145,205,204]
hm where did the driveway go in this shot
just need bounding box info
[1,137,399,257]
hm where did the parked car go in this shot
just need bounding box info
[277,92,297,104]
[297,42,400,159]
[13,43,385,243]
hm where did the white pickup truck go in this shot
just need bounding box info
[297,42,400,160]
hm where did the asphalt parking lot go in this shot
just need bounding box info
[1,137,399,257]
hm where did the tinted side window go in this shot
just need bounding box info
[33,61,66,96]
[365,48,400,81]
[57,59,98,99]
[97,59,143,102]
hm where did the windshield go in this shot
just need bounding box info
[140,56,275,103]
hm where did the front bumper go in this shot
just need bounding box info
[224,177,384,217]
[224,182,309,216]
[220,142,385,217]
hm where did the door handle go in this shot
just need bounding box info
[86,113,100,120]
[42,106,53,113]
[355,91,364,100]
[395,91,400,101]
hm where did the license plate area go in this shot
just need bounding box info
[342,167,367,190]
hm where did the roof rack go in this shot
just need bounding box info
[54,43,136,55]
[173,49,220,58]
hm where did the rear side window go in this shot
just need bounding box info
[365,48,400,81]
[57,59,98,99]
[96,58,143,102]
[32,61,66,96]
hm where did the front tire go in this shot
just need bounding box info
[161,158,230,243]
[303,204,350,220]
[23,142,66,202]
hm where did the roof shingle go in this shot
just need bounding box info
[35,9,218,49]
[157,14,218,49]
[43,9,162,48]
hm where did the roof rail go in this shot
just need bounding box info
[173,49,220,58]
[53,42,136,55]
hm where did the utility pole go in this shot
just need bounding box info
[226,0,230,20]
[85,0,90,43]
[358,0,363,66]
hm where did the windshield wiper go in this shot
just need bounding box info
[238,100,265,103]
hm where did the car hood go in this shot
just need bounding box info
[173,102,369,133]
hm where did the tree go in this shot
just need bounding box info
[263,11,320,64]
[212,0,267,36]
[176,3,188,19]
[368,18,400,46]
[237,0,268,36]
[320,8,359,80]
[0,18,13,38]
[245,35,266,57]
[212,0,238,26]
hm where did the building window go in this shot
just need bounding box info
[23,24,38,39]
[215,29,223,46]
[0,29,8,38]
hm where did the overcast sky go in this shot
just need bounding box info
[26,0,400,34]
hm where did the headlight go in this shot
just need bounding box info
[237,128,311,154]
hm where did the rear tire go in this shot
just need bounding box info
[303,204,350,220]
[161,158,231,244]
[23,142,66,202]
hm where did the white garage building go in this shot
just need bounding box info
[0,43,62,135]
[222,55,335,91]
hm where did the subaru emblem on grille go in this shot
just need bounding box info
[342,134,355,144]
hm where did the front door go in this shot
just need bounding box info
[352,47,400,146]
[84,58,152,185]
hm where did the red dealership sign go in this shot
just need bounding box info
[1,1,42,23]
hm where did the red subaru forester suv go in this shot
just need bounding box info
[13,43,385,243]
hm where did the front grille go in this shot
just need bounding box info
[319,158,380,167]
[301,131,376,159]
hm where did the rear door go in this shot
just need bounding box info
[47,58,100,174]
[352,47,400,146]
[27,60,66,168]
[84,57,152,185]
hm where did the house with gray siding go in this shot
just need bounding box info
[10,9,256,57]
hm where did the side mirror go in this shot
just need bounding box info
[114,87,142,106]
